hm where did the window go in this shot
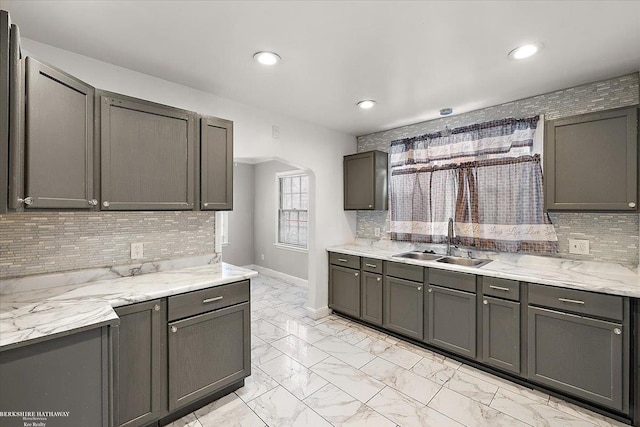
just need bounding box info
[277,172,308,249]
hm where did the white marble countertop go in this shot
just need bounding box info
[0,263,258,350]
[327,241,640,297]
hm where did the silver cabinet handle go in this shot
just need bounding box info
[558,298,585,305]
[88,199,98,206]
[483,299,488,304]
[489,285,510,292]
[337,258,348,263]
[171,326,177,333]
[428,288,432,293]
[18,197,33,205]
[417,286,422,291]
[103,201,110,207]
[376,277,381,282]
[203,296,223,304]
[365,263,377,268]
[354,272,359,277]
[368,204,372,208]
[628,202,636,208]
[154,304,161,312]
[614,328,622,335]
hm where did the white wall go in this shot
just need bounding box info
[22,39,357,317]
[221,162,255,267]
[253,160,308,280]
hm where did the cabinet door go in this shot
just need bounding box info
[114,299,166,427]
[528,306,624,411]
[361,271,383,326]
[427,285,476,358]
[200,116,233,210]
[344,152,374,210]
[0,327,110,427]
[545,107,638,211]
[168,302,250,411]
[101,94,195,210]
[482,296,520,374]
[23,57,95,209]
[384,276,423,340]
[329,265,361,318]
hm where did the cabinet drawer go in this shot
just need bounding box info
[482,277,520,301]
[329,252,360,269]
[528,284,623,321]
[385,261,423,282]
[168,280,250,322]
[429,269,476,293]
[362,257,382,274]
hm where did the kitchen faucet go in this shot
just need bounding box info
[447,217,454,256]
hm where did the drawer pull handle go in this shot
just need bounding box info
[558,298,585,305]
[338,258,348,263]
[365,263,377,268]
[203,296,223,304]
[489,285,510,292]
[171,326,177,333]
[614,328,622,335]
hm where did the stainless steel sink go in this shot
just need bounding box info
[436,257,492,267]
[393,252,443,261]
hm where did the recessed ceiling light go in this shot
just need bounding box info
[357,100,376,109]
[253,51,281,65]
[508,42,544,60]
[440,108,453,116]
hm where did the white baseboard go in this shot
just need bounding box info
[243,264,308,288]
[305,305,331,320]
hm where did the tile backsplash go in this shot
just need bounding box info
[0,211,217,279]
[356,73,640,267]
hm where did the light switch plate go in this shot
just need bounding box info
[131,242,144,260]
[568,239,589,255]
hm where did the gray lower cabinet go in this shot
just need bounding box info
[361,271,383,326]
[384,276,423,340]
[528,306,625,411]
[329,264,361,318]
[100,92,196,210]
[426,285,476,358]
[0,327,111,427]
[481,296,520,374]
[200,116,233,210]
[114,299,166,427]
[19,57,95,209]
[168,302,251,411]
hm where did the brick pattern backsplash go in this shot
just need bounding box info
[356,73,640,267]
[0,212,216,279]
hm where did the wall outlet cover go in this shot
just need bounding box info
[374,228,381,237]
[568,239,589,255]
[131,242,144,260]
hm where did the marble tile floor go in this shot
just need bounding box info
[169,273,627,427]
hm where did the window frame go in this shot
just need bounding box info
[274,170,309,252]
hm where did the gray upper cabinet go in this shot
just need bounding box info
[545,107,639,211]
[114,300,166,427]
[200,116,233,210]
[18,57,95,209]
[344,150,388,210]
[100,93,195,210]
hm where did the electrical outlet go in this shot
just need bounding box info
[568,239,589,255]
[374,228,381,237]
[131,242,144,260]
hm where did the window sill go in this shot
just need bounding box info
[273,243,308,254]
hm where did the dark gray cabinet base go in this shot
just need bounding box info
[426,284,476,358]
[384,276,423,340]
[329,265,361,318]
[0,327,111,427]
[482,296,520,374]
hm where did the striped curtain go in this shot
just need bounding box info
[389,117,558,253]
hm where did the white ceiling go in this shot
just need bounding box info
[3,1,640,136]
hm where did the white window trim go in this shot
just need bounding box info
[275,170,309,250]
